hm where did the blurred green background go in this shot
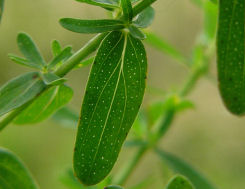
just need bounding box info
[1,0,245,188]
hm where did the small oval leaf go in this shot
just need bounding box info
[60,18,125,34]
[74,31,147,185]
[166,175,194,189]
[17,33,46,69]
[0,148,38,189]
[52,40,62,57]
[217,0,245,115]
[0,72,46,116]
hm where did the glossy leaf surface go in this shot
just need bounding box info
[0,72,45,116]
[0,148,38,189]
[166,175,194,189]
[17,33,46,69]
[121,0,133,23]
[60,18,125,34]
[156,149,215,189]
[133,6,155,28]
[14,85,73,124]
[217,0,245,115]
[74,31,147,185]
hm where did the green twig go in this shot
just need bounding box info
[54,33,107,77]
[0,0,158,132]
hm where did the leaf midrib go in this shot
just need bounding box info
[77,33,124,156]
[87,34,128,177]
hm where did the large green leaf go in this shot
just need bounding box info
[76,0,119,9]
[0,72,46,116]
[0,148,38,189]
[14,85,73,124]
[166,175,194,189]
[217,0,245,115]
[0,0,4,23]
[121,0,133,23]
[60,18,125,34]
[17,33,46,69]
[156,149,215,189]
[74,31,147,185]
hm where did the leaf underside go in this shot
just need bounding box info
[217,0,245,115]
[0,72,46,116]
[0,148,38,189]
[74,31,147,185]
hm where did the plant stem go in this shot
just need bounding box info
[54,33,107,77]
[133,0,157,17]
